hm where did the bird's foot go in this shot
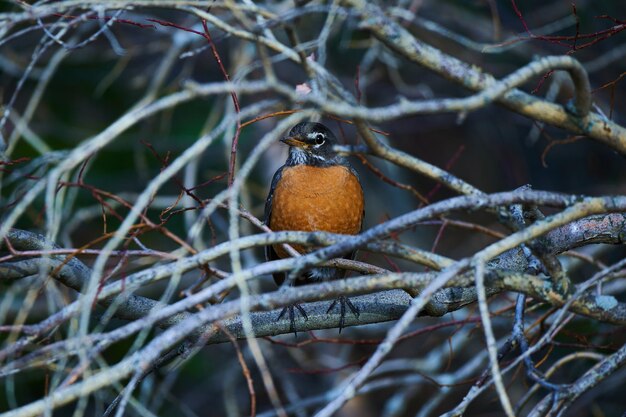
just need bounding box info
[277,303,308,336]
[327,295,360,333]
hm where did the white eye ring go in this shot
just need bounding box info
[314,133,325,145]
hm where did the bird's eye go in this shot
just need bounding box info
[314,134,325,145]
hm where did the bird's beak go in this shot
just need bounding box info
[280,136,308,148]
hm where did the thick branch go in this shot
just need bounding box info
[343,0,626,155]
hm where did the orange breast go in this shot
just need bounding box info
[269,165,364,258]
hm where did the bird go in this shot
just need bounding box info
[264,121,365,333]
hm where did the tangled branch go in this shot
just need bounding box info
[2,1,626,416]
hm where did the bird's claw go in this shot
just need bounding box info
[277,303,308,336]
[327,295,359,333]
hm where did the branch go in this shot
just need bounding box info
[3,191,626,345]
[528,342,626,416]
[343,0,626,155]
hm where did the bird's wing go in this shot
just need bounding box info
[346,164,364,264]
[264,165,286,275]
[265,165,291,285]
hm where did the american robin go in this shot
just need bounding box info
[264,122,365,333]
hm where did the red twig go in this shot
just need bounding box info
[424,144,465,202]
[200,19,242,187]
[531,69,555,94]
[219,324,257,417]
[59,179,196,253]
[188,172,228,191]
[509,1,626,52]
[146,18,204,36]
[541,135,585,167]
[356,154,429,203]
[139,139,224,214]
[241,110,300,129]
[510,0,533,37]
[572,3,580,50]
[593,71,626,120]
[146,17,242,187]
[418,219,505,239]
[430,218,448,255]
[0,157,30,173]
[381,254,402,272]
[327,115,390,136]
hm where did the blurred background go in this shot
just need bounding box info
[1,0,626,416]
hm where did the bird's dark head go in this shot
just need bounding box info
[282,122,340,166]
